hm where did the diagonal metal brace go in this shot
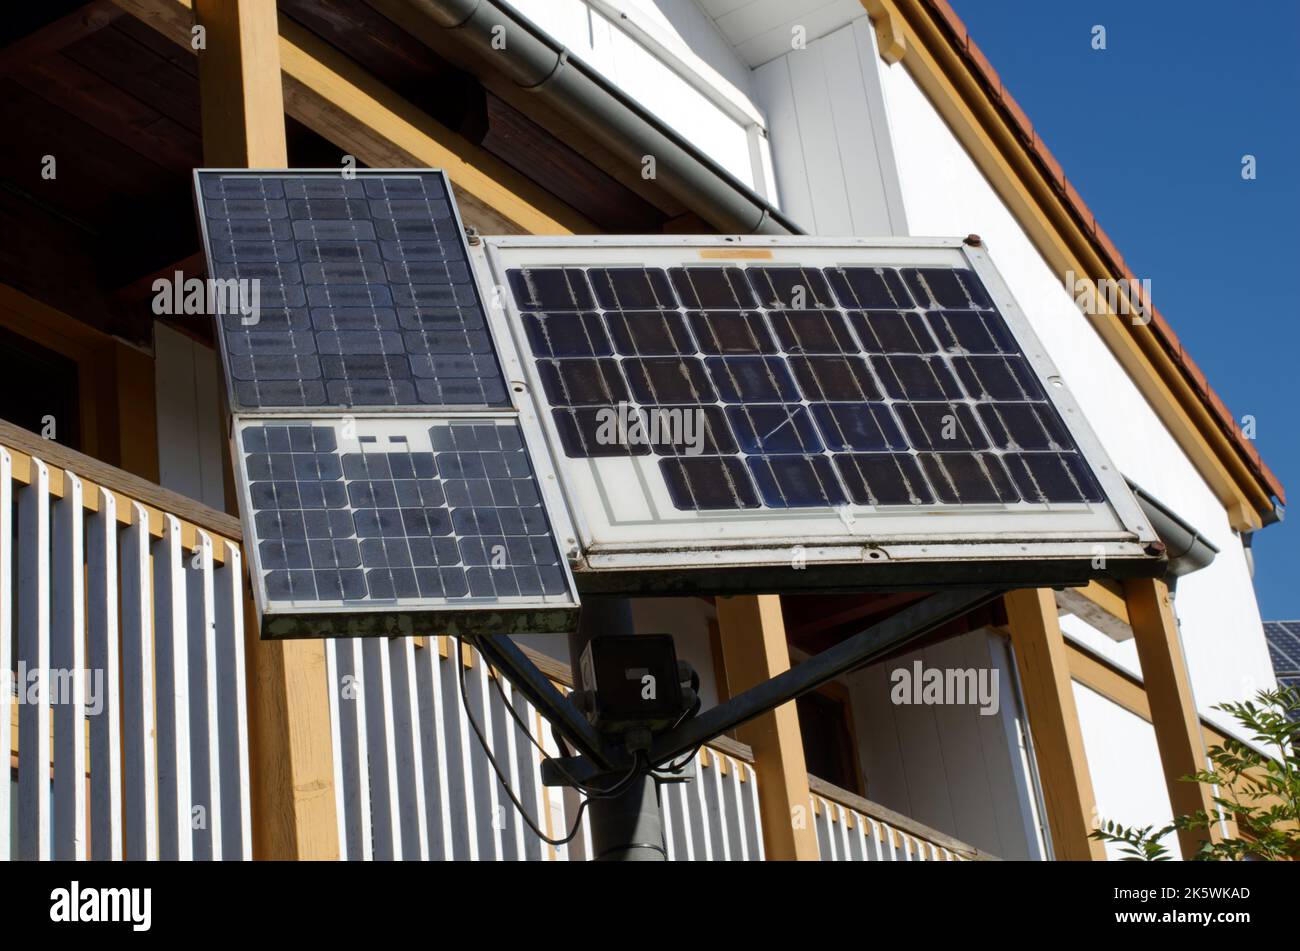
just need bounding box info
[648,587,1003,765]
[471,632,617,768]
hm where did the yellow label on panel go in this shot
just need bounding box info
[697,248,774,260]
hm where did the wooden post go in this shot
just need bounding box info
[1124,577,1221,857]
[194,0,287,168]
[194,0,337,859]
[1003,589,1107,860]
[716,595,820,861]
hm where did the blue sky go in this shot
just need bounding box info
[949,0,1300,620]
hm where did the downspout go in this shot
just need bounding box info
[376,0,804,235]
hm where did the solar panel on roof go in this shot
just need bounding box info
[198,170,508,411]
[1264,621,1300,673]
[479,236,1161,592]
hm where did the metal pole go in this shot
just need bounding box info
[568,597,666,861]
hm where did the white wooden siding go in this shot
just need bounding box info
[155,324,227,512]
[704,0,865,67]
[846,628,1046,859]
[753,17,907,235]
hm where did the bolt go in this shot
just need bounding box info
[964,233,982,247]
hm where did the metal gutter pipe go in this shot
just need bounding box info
[376,0,804,235]
[1126,480,1219,578]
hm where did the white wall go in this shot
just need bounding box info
[847,628,1046,859]
[154,324,227,512]
[753,15,907,235]
[876,58,1275,732]
[1072,681,1181,860]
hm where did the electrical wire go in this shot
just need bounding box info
[479,642,643,799]
[454,637,644,847]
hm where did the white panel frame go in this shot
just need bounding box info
[477,235,1159,581]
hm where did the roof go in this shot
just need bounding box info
[921,0,1285,507]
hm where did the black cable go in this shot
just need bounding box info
[454,637,643,847]
[475,639,642,799]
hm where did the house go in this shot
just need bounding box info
[0,0,1285,861]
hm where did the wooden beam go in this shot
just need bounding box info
[860,0,906,63]
[194,0,287,166]
[715,595,820,860]
[1123,577,1221,857]
[0,1,121,77]
[112,0,595,236]
[1003,588,1106,860]
[1056,580,1131,642]
[111,341,160,483]
[191,0,338,860]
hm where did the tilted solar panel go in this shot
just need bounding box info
[507,261,1101,511]
[194,170,579,638]
[233,417,575,637]
[480,236,1161,592]
[1263,621,1300,673]
[197,170,508,411]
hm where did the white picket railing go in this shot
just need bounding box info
[810,780,984,861]
[325,637,765,861]
[1,434,252,861]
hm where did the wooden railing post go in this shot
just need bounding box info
[1004,588,1107,860]
[194,0,337,859]
[716,595,820,860]
[1123,577,1222,856]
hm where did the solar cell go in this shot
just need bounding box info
[197,170,508,411]
[236,417,574,633]
[502,261,1105,512]
[1264,621,1300,673]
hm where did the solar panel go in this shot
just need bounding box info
[194,170,579,638]
[1263,621,1300,674]
[196,170,508,411]
[480,236,1160,591]
[233,416,576,637]
[504,262,1100,510]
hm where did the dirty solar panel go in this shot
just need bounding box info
[506,264,1103,511]
[197,171,508,410]
[238,418,569,607]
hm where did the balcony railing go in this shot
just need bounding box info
[810,775,992,861]
[1,420,252,861]
[324,636,766,860]
[1,419,986,863]
[324,628,979,862]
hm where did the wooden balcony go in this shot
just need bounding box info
[1,419,251,860]
[2,416,981,863]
